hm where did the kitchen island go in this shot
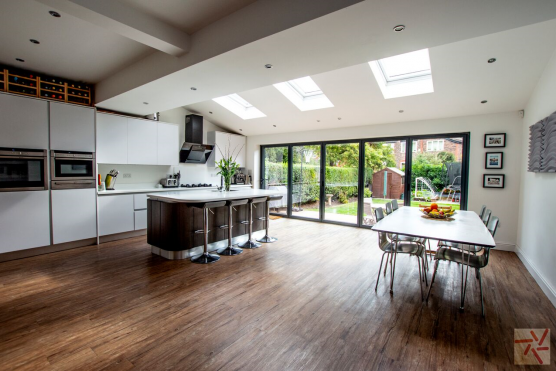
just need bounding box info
[147,189,283,259]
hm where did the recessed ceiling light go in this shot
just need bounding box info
[338,117,342,120]
[239,129,243,131]
[317,120,320,122]
[209,111,213,114]
[190,87,197,91]
[143,102,149,105]
[273,125,276,127]
[30,39,40,45]
[393,25,405,32]
[488,58,496,64]
[49,10,61,17]
[265,64,273,69]
[399,110,404,113]
[15,58,24,62]
[481,100,488,104]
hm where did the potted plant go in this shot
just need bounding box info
[216,140,244,191]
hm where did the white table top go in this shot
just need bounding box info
[372,207,496,248]
[147,188,284,203]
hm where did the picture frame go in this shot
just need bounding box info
[484,133,506,148]
[485,152,503,169]
[483,174,505,188]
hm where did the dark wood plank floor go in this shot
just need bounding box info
[0,218,555,370]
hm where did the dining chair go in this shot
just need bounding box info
[481,209,491,226]
[373,208,428,298]
[391,199,399,211]
[385,202,393,215]
[478,205,487,219]
[427,216,499,317]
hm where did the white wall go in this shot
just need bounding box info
[246,111,523,249]
[516,47,556,308]
[99,107,229,186]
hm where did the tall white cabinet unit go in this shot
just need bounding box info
[51,188,97,244]
[49,102,95,152]
[0,191,51,253]
[96,113,178,165]
[0,93,49,149]
[207,131,246,167]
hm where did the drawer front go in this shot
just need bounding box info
[135,210,147,230]
[133,193,148,210]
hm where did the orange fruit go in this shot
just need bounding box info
[430,203,438,210]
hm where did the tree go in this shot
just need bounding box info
[437,151,456,164]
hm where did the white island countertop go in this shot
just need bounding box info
[147,188,284,203]
[98,184,252,196]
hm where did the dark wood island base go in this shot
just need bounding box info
[147,198,268,260]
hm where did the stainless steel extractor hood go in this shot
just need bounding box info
[180,114,213,164]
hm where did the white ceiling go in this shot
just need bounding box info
[183,20,556,136]
[116,0,257,34]
[0,0,154,83]
[95,0,556,117]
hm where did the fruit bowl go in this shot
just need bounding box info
[420,208,456,219]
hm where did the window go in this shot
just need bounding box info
[369,49,434,99]
[427,140,444,152]
[400,161,405,169]
[413,140,419,152]
[385,142,396,150]
[212,93,266,120]
[274,76,334,111]
[400,142,406,153]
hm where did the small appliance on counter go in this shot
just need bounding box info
[160,171,180,188]
[180,183,213,188]
[233,172,246,185]
[105,169,119,190]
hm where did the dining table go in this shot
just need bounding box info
[371,206,496,308]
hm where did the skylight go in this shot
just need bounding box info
[369,49,434,99]
[274,76,333,111]
[212,93,266,120]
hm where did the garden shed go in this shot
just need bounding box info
[372,167,405,199]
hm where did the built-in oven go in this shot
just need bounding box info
[51,151,95,181]
[0,148,48,192]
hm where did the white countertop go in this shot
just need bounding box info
[97,184,252,195]
[147,188,284,203]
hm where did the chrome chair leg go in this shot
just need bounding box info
[426,260,439,302]
[417,255,424,300]
[390,244,398,294]
[257,200,277,243]
[239,201,262,249]
[218,204,243,256]
[375,252,387,291]
[191,207,221,264]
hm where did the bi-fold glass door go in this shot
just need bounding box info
[261,132,469,227]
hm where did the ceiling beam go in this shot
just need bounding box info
[36,0,190,56]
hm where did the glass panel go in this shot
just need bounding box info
[324,143,359,224]
[410,137,463,210]
[291,145,321,219]
[55,159,93,177]
[262,146,288,215]
[0,158,45,189]
[363,140,405,226]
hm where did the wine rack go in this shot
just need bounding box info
[0,69,6,92]
[0,65,92,106]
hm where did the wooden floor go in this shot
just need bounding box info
[1,219,555,371]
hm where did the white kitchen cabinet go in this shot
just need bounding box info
[128,118,157,165]
[50,102,95,152]
[134,210,147,230]
[98,194,134,236]
[97,113,128,164]
[133,193,148,210]
[157,122,179,165]
[0,93,49,149]
[0,191,50,253]
[208,131,246,167]
[51,188,97,244]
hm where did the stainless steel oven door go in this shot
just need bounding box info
[51,151,95,181]
[0,149,48,192]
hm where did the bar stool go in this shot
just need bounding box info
[191,200,226,264]
[239,197,267,249]
[218,199,248,256]
[257,195,283,243]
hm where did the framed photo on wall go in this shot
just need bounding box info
[485,152,503,169]
[484,133,506,148]
[483,174,505,188]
